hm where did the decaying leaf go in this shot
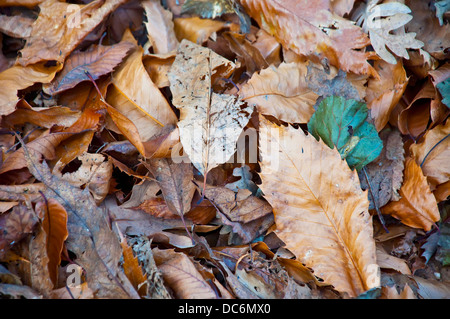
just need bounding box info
[168,39,253,177]
[258,115,379,297]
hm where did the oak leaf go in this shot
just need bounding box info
[382,158,440,231]
[258,115,379,297]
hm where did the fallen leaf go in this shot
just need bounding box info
[258,115,378,297]
[356,0,423,64]
[53,153,113,205]
[43,41,134,95]
[142,0,178,54]
[382,158,440,231]
[225,165,260,196]
[152,248,218,298]
[168,39,253,177]
[376,246,411,275]
[381,283,416,299]
[108,30,178,143]
[358,128,405,209]
[0,62,61,116]
[410,120,450,190]
[17,0,128,66]
[35,197,68,286]
[240,0,378,77]
[0,14,33,38]
[174,17,228,44]
[307,95,383,171]
[239,62,318,123]
[145,158,196,217]
[366,59,409,131]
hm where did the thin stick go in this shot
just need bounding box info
[362,167,389,233]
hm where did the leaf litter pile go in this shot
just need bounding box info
[0,0,449,299]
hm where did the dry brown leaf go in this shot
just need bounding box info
[43,41,134,95]
[168,39,253,177]
[174,17,227,44]
[108,30,177,144]
[240,0,377,77]
[53,153,113,205]
[358,128,405,209]
[152,248,217,299]
[410,120,450,190]
[0,204,38,260]
[382,158,440,231]
[143,52,175,88]
[145,158,195,217]
[35,198,68,286]
[0,14,33,38]
[366,59,409,132]
[0,131,74,175]
[381,283,416,299]
[142,0,178,54]
[119,234,147,297]
[376,246,411,275]
[0,62,61,116]
[17,0,128,66]
[239,62,318,123]
[258,116,378,297]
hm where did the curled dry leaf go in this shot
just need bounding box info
[142,0,178,54]
[258,116,378,297]
[0,63,61,116]
[239,62,318,123]
[168,39,253,177]
[240,0,378,77]
[35,198,68,286]
[18,0,128,66]
[173,17,228,44]
[410,120,450,191]
[108,30,177,144]
[366,59,409,132]
[382,158,440,231]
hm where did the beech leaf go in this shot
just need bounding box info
[258,115,379,297]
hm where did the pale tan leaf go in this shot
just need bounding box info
[168,39,253,176]
[174,17,227,44]
[240,62,318,123]
[258,115,378,297]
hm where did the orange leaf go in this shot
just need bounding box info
[240,0,378,77]
[119,236,147,297]
[382,158,440,231]
[35,198,68,286]
[258,115,378,297]
[17,0,128,66]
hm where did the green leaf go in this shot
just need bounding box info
[307,95,383,171]
[437,78,450,109]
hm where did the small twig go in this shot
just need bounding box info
[362,166,389,233]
